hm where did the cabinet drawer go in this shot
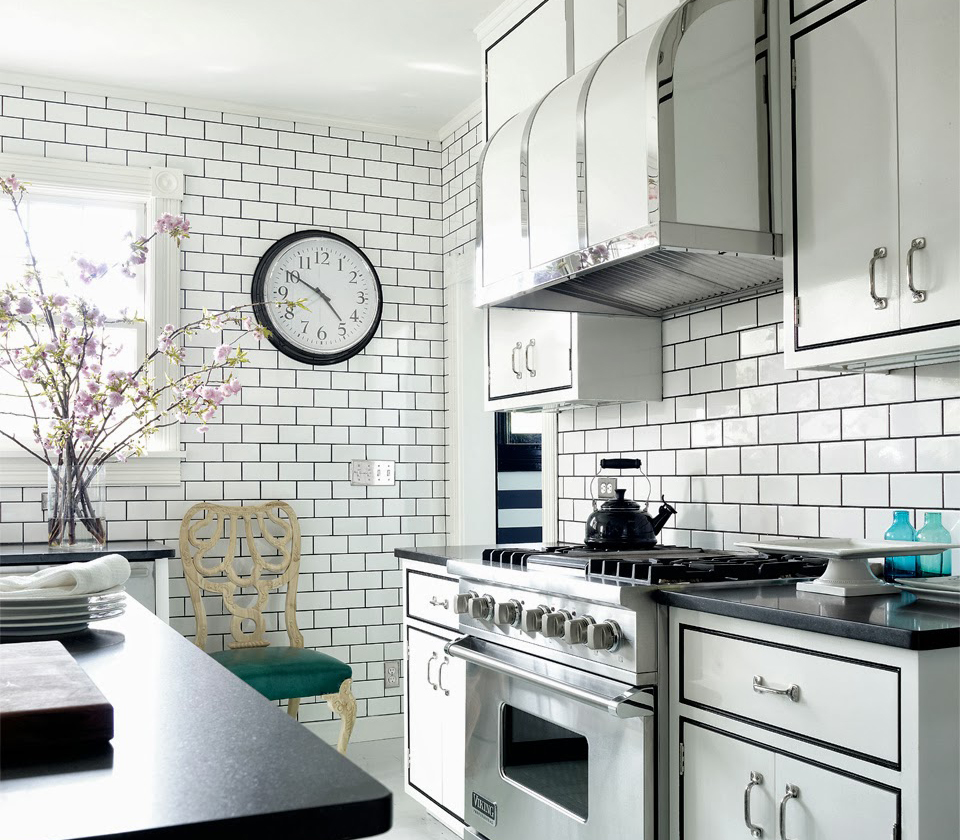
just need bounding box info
[680,626,900,766]
[406,569,459,631]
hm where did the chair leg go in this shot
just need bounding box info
[324,678,357,755]
[287,697,301,719]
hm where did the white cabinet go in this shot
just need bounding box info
[682,725,898,840]
[484,306,661,410]
[403,560,466,836]
[485,0,569,139]
[783,0,960,370]
[572,0,621,71]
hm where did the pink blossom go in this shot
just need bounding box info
[51,293,68,307]
[157,337,171,353]
[196,425,210,435]
[154,213,191,243]
[106,392,124,408]
[163,324,175,334]
[61,312,76,329]
[214,344,231,363]
[75,257,109,284]
[3,175,23,192]
[220,378,241,397]
[19,368,35,381]
[17,296,32,314]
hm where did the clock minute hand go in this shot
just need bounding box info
[298,278,343,322]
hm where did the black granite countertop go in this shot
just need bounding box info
[654,581,960,650]
[0,540,175,565]
[395,546,960,650]
[0,601,391,840]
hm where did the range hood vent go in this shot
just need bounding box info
[476,0,782,315]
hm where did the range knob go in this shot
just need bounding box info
[468,594,495,621]
[563,616,595,645]
[453,591,478,615]
[586,620,623,652]
[494,599,522,627]
[520,605,548,633]
[541,609,572,638]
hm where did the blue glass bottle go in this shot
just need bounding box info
[917,512,953,576]
[883,510,918,580]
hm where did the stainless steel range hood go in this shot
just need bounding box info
[475,0,782,317]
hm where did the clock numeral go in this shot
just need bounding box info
[356,291,366,304]
[282,306,296,320]
[348,271,358,284]
[285,270,301,284]
[299,255,311,269]
[300,320,309,334]
[277,285,289,299]
[317,326,327,340]
[350,310,360,323]
[338,257,344,271]
[319,252,330,266]
[338,322,347,337]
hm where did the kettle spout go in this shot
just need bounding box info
[650,497,677,535]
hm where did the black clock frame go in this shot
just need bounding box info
[250,230,384,366]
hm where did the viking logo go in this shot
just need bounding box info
[471,792,498,825]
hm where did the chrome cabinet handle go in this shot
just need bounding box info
[437,657,450,696]
[511,342,523,379]
[753,675,800,702]
[427,652,439,689]
[907,236,927,302]
[524,338,537,377]
[429,595,449,609]
[868,246,888,310]
[779,784,799,840]
[744,771,764,837]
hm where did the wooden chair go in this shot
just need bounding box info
[179,501,357,754]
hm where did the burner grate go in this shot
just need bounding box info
[587,554,828,584]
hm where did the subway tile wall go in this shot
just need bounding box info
[559,292,960,550]
[0,80,451,735]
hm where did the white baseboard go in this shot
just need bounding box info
[304,713,403,746]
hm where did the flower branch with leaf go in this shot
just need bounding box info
[0,175,305,546]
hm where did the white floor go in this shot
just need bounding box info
[347,738,459,839]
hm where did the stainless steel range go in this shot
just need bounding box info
[444,544,827,840]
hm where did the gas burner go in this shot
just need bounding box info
[587,554,829,585]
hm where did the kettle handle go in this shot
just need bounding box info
[600,458,643,470]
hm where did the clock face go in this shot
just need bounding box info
[251,231,383,365]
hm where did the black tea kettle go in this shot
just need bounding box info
[584,458,677,549]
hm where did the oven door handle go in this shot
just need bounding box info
[445,637,653,719]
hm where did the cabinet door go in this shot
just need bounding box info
[438,653,466,819]
[406,628,443,804]
[775,755,898,840]
[486,0,569,138]
[896,0,960,331]
[487,307,573,400]
[682,725,777,840]
[792,0,901,348]
[572,0,621,71]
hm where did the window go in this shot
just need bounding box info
[0,154,183,486]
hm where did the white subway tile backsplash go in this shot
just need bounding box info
[915,362,960,400]
[819,506,865,539]
[760,475,798,505]
[691,420,723,448]
[866,439,916,473]
[741,445,778,474]
[890,401,941,437]
[819,374,864,409]
[662,315,690,345]
[778,506,819,537]
[778,379,819,412]
[707,390,740,419]
[706,332,739,364]
[799,475,841,506]
[916,436,959,472]
[675,339,706,369]
[820,441,865,473]
[721,299,758,333]
[778,443,819,474]
[690,308,722,339]
[690,363,723,394]
[722,416,758,446]
[740,384,777,416]
[676,394,707,422]
[842,474,889,507]
[890,474,943,508]
[865,369,915,404]
[842,405,889,440]
[760,413,798,444]
[798,409,841,442]
[740,326,777,358]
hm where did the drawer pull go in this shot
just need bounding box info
[743,771,764,838]
[427,652,439,689]
[429,595,449,609]
[437,657,450,696]
[906,236,927,302]
[868,246,888,310]
[524,338,537,377]
[753,675,800,702]
[779,784,799,840]
[511,342,523,379]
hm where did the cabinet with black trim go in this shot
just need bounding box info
[669,608,959,840]
[781,0,960,370]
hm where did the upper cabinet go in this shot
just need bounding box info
[782,0,960,370]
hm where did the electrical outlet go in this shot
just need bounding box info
[598,478,619,499]
[384,659,401,689]
[350,459,396,486]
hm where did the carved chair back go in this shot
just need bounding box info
[179,501,303,650]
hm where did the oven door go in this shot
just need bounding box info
[447,636,655,840]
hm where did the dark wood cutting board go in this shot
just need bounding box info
[0,640,113,753]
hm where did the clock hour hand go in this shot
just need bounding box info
[297,278,343,322]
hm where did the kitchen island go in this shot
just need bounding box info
[0,600,391,840]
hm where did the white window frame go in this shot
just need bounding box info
[0,153,184,486]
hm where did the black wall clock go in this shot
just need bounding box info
[251,230,384,366]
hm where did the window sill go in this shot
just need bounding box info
[0,453,184,487]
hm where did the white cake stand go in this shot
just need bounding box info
[735,538,959,597]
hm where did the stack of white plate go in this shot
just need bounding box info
[0,586,126,638]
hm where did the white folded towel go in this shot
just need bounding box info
[0,553,130,599]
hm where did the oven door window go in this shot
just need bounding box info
[501,705,588,820]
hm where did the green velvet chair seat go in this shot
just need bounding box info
[211,646,352,702]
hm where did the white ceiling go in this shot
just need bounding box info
[0,0,503,137]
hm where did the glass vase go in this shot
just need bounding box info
[883,509,918,580]
[47,461,107,550]
[917,512,953,576]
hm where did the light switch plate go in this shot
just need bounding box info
[384,660,401,689]
[350,459,396,486]
[597,478,619,499]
